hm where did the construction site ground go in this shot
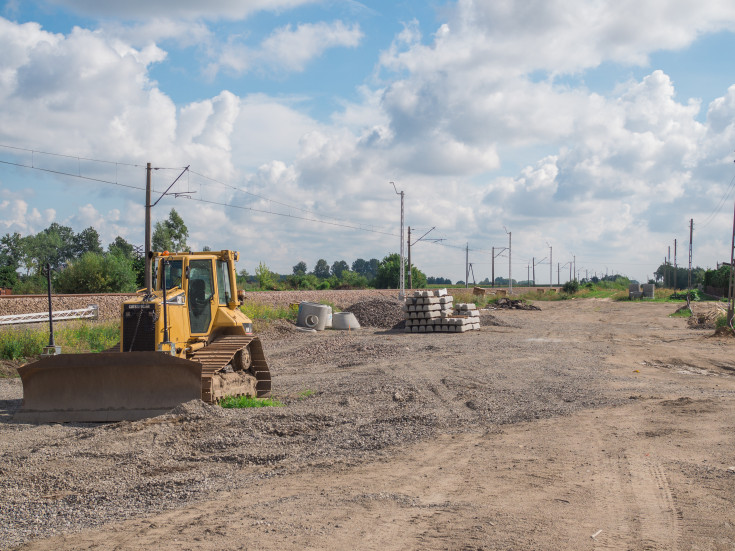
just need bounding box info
[1,297,735,550]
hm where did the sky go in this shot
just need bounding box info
[2,0,735,285]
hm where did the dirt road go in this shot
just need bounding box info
[2,299,735,550]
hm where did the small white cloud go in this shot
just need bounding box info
[210,20,364,77]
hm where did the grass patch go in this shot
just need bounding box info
[670,308,693,318]
[715,314,730,329]
[240,302,296,322]
[218,395,285,408]
[297,389,315,399]
[0,321,119,361]
[240,302,297,331]
[0,328,47,361]
[57,321,119,353]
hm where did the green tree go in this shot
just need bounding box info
[21,223,76,275]
[73,226,103,257]
[108,236,134,259]
[375,253,427,289]
[292,261,307,275]
[352,258,368,276]
[331,260,349,278]
[703,265,730,290]
[313,259,330,279]
[0,233,21,288]
[255,262,276,289]
[339,270,369,289]
[152,208,188,252]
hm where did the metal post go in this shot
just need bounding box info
[557,262,560,285]
[465,243,469,288]
[145,162,152,294]
[532,257,535,287]
[407,226,412,290]
[45,264,54,348]
[491,246,495,287]
[549,245,552,288]
[43,263,60,355]
[161,258,169,345]
[509,232,512,293]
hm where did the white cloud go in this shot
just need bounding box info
[45,0,319,21]
[209,20,364,77]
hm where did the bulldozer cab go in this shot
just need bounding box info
[153,251,239,338]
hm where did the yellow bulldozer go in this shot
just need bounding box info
[15,249,270,423]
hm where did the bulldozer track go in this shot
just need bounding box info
[100,335,271,403]
[191,335,271,402]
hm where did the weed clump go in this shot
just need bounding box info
[218,395,285,408]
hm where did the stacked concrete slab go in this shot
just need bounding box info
[403,289,481,333]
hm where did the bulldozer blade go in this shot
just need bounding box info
[15,352,203,423]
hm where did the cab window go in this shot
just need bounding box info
[188,259,214,333]
[162,260,183,289]
[216,260,231,305]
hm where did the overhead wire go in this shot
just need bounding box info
[700,167,735,229]
[1,145,514,255]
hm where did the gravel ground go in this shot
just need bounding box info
[2,297,735,549]
[0,301,611,549]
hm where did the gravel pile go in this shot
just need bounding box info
[493,297,541,310]
[344,297,405,329]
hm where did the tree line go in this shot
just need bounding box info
[0,209,446,293]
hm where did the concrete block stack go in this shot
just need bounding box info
[403,289,481,333]
[629,283,643,299]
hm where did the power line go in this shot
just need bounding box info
[188,169,392,235]
[0,144,149,168]
[700,166,735,229]
[0,157,399,237]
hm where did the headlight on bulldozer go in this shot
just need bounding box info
[242,322,253,334]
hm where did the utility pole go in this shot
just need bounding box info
[491,246,495,287]
[557,262,560,285]
[688,219,693,308]
[532,257,535,286]
[145,162,152,294]
[407,226,412,290]
[674,238,677,290]
[391,182,405,299]
[573,255,576,282]
[728,195,735,325]
[527,262,530,286]
[505,228,512,294]
[548,244,552,288]
[465,243,469,289]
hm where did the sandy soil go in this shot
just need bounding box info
[2,298,735,550]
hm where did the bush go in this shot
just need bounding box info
[54,252,136,293]
[255,262,278,290]
[562,280,580,294]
